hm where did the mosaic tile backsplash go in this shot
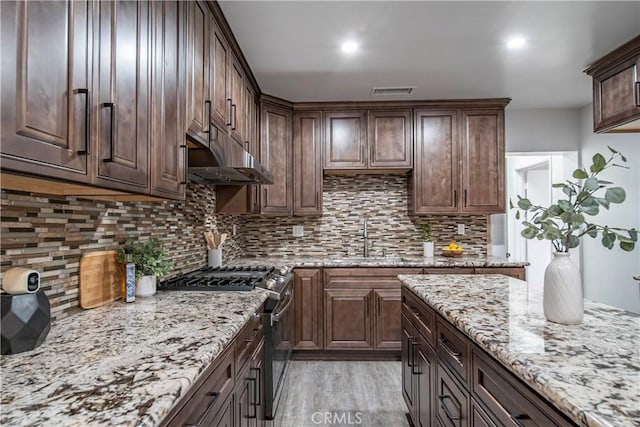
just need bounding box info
[240,175,488,258]
[0,184,241,320]
[1,174,488,320]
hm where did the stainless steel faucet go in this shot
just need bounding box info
[363,218,369,258]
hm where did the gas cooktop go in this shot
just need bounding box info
[158,266,276,292]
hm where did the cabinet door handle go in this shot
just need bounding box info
[226,98,232,126]
[253,186,259,212]
[77,89,90,155]
[635,81,640,107]
[407,335,414,368]
[251,367,261,405]
[377,297,381,317]
[510,413,531,427]
[180,144,188,185]
[103,102,115,162]
[411,340,420,375]
[204,100,211,133]
[439,337,463,364]
[464,189,468,207]
[454,190,457,208]
[231,104,237,130]
[248,377,258,418]
[438,394,462,421]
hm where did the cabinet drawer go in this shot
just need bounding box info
[235,311,264,373]
[436,317,471,384]
[436,362,469,427]
[401,289,436,346]
[164,345,235,427]
[471,398,497,427]
[472,350,574,427]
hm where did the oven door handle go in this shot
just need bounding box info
[271,290,293,326]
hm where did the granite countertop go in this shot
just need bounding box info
[0,290,270,426]
[399,274,640,427]
[227,255,528,270]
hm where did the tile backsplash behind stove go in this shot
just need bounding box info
[0,184,242,320]
[240,175,488,258]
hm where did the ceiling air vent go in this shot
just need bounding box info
[370,86,415,96]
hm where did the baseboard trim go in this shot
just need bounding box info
[292,350,401,361]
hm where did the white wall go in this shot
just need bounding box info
[506,108,581,152]
[579,105,640,313]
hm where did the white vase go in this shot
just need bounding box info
[136,275,157,297]
[543,252,583,324]
[423,241,435,258]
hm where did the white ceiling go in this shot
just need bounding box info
[218,1,640,109]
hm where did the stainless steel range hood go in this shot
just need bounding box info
[187,125,272,185]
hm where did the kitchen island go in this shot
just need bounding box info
[399,274,639,427]
[0,290,270,426]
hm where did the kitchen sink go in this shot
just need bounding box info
[329,257,406,263]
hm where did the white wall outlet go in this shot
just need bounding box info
[293,225,304,237]
[457,224,465,235]
[232,224,237,236]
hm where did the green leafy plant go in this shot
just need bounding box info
[117,238,174,280]
[510,147,637,253]
[421,223,434,242]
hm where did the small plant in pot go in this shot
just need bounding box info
[511,147,636,324]
[421,223,435,258]
[118,238,173,297]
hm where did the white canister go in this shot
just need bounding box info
[136,275,157,297]
[208,249,222,268]
[423,241,435,258]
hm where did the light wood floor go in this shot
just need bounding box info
[274,361,410,427]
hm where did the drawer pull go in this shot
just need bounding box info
[510,413,531,426]
[438,394,462,421]
[439,337,463,363]
[411,340,420,375]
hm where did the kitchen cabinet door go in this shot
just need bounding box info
[94,1,150,192]
[402,316,417,418]
[229,54,245,145]
[460,110,505,213]
[416,335,436,427]
[1,0,91,182]
[410,110,459,214]
[368,110,413,168]
[260,102,293,215]
[185,0,211,146]
[374,289,402,350]
[293,111,323,215]
[324,288,373,349]
[324,111,367,169]
[210,20,230,130]
[150,0,187,200]
[293,269,323,350]
[586,36,640,133]
[235,364,257,427]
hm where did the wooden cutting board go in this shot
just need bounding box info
[79,250,122,309]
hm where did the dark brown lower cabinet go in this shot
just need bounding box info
[324,288,372,349]
[293,269,323,350]
[374,289,402,350]
[211,395,235,427]
[402,287,576,427]
[235,339,264,427]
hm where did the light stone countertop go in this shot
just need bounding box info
[0,289,270,426]
[227,255,528,270]
[399,274,640,427]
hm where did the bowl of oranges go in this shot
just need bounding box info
[442,242,464,257]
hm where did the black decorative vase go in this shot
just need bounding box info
[1,290,51,355]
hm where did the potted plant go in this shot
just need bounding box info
[118,238,173,297]
[421,223,435,258]
[511,147,636,324]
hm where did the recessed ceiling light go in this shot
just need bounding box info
[341,40,359,54]
[507,36,527,50]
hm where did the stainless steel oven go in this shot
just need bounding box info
[264,273,294,420]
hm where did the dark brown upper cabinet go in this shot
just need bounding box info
[411,107,505,215]
[368,110,413,169]
[1,0,91,182]
[324,111,367,169]
[294,111,323,215]
[185,0,211,146]
[410,110,459,214]
[228,54,245,145]
[260,101,293,215]
[210,19,230,131]
[585,35,640,133]
[324,109,412,170]
[149,0,187,200]
[93,1,151,192]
